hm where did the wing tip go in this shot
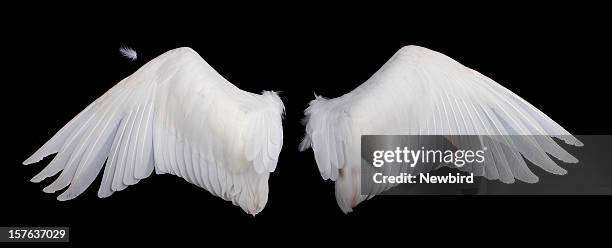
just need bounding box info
[30,175,44,183]
[23,158,38,165]
[23,153,45,165]
[97,190,113,199]
[554,167,568,175]
[555,135,584,147]
[520,175,539,184]
[42,185,58,194]
[56,190,80,201]
[562,155,579,164]
[571,139,584,147]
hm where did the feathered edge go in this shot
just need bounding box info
[299,93,328,151]
[261,90,286,118]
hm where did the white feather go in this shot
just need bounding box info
[300,45,582,213]
[119,46,137,61]
[24,47,284,215]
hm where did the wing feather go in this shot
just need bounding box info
[301,45,581,213]
[24,47,283,215]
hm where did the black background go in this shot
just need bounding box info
[2,3,610,246]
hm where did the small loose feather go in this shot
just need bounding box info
[119,46,137,61]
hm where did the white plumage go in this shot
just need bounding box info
[119,46,137,61]
[300,45,582,213]
[24,47,285,215]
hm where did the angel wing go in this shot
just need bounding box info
[300,45,582,213]
[23,47,285,215]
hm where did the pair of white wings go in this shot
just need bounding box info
[24,46,580,215]
[300,46,582,213]
[24,47,284,215]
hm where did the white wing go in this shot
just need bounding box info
[24,47,284,215]
[300,45,582,213]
